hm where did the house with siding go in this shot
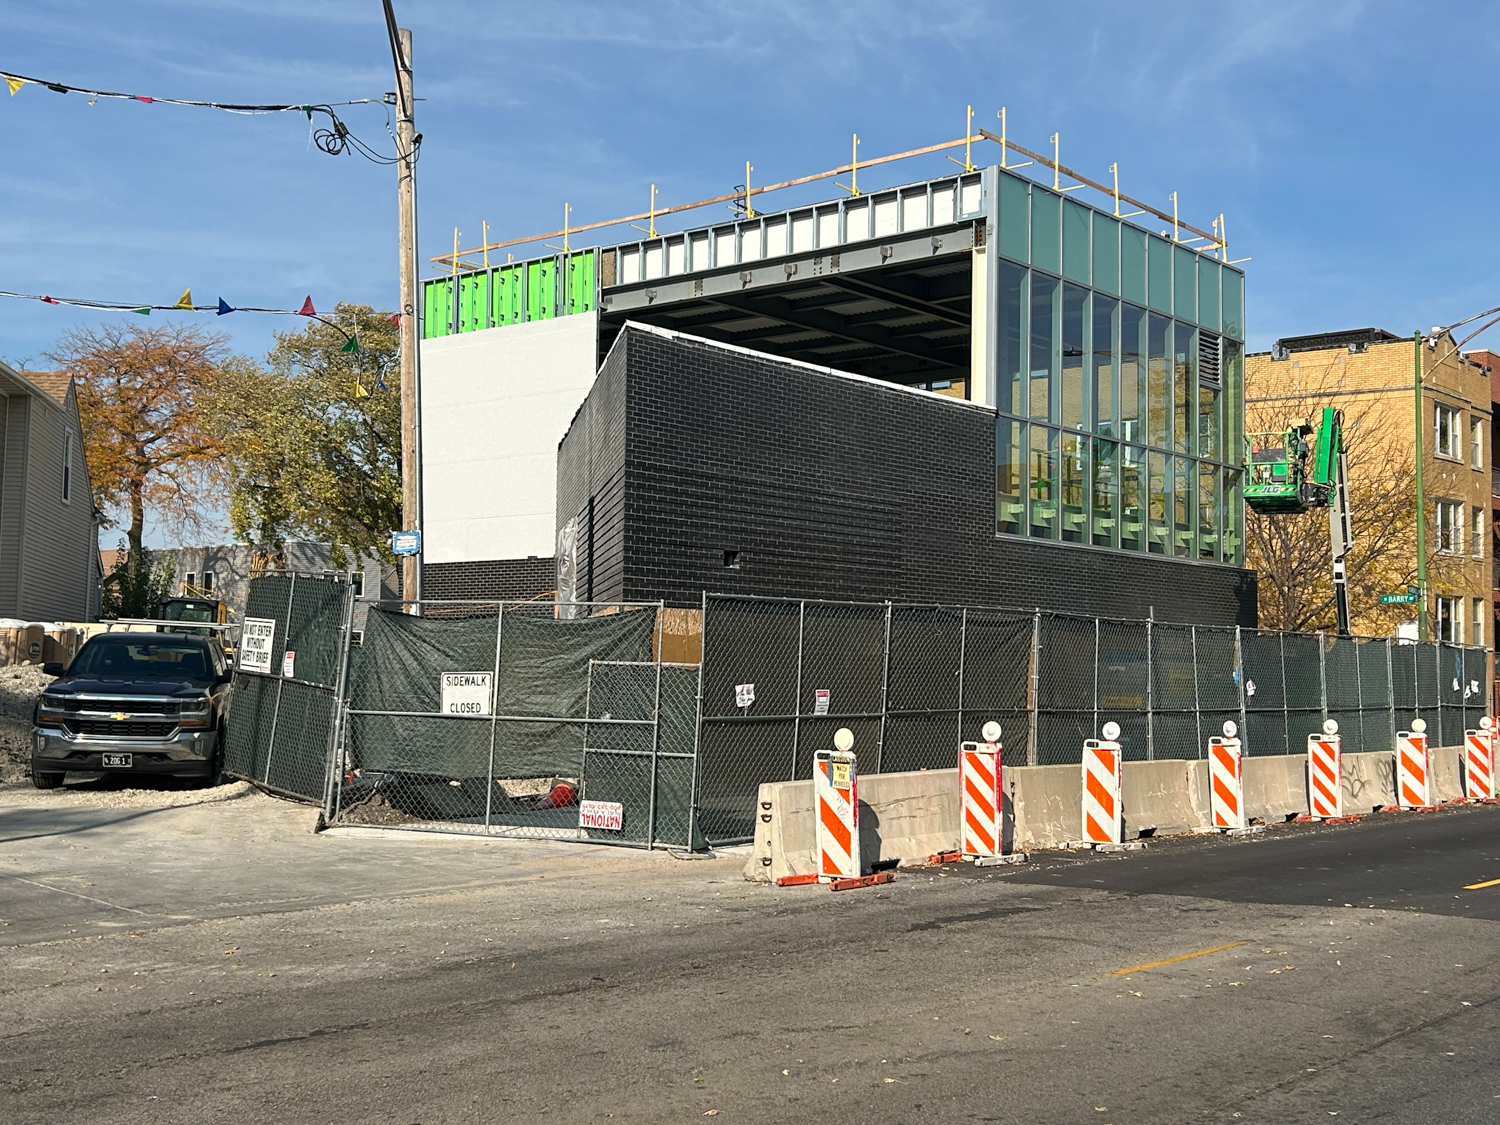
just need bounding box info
[0,362,101,621]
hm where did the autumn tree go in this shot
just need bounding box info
[52,323,227,556]
[203,303,401,567]
[1244,370,1463,634]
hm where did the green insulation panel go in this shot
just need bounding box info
[421,250,597,339]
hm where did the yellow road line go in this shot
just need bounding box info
[1107,940,1252,978]
[1463,877,1500,890]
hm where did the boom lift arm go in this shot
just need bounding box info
[1244,407,1353,635]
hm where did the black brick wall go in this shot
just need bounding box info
[557,326,1257,625]
[424,556,555,601]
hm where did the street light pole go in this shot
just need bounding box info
[1413,330,1429,642]
[385,3,422,611]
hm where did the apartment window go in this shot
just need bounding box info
[349,570,365,597]
[1474,598,1486,647]
[1436,500,1463,554]
[1435,403,1459,459]
[1472,416,1485,469]
[184,571,197,592]
[1475,507,1487,558]
[62,435,73,502]
[1437,595,1461,643]
[201,570,214,594]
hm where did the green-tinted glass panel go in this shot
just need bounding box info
[998,261,1026,414]
[1092,213,1119,295]
[998,172,1030,263]
[1121,227,1147,304]
[1222,268,1244,340]
[1223,340,1244,465]
[1198,384,1220,462]
[1147,449,1168,554]
[1092,438,1118,548]
[1197,258,1221,331]
[1120,304,1145,446]
[1093,296,1117,436]
[1173,322,1195,455]
[1029,425,1057,538]
[1120,445,1144,551]
[1062,199,1090,283]
[1147,315,1169,448]
[1031,190,1060,274]
[1030,273,1057,421]
[1174,457,1194,558]
[1223,467,1243,564]
[1173,246,1197,322]
[1198,462,1219,561]
[1059,431,1087,543]
[1061,284,1086,429]
[1147,236,1172,313]
[997,418,1024,535]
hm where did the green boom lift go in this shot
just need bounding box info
[1244,406,1354,635]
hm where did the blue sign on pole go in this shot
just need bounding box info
[392,530,421,556]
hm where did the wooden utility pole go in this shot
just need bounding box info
[387,9,422,609]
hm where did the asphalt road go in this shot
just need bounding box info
[4,790,1500,1124]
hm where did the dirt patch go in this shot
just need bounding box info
[0,664,51,783]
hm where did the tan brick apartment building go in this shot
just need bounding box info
[1247,327,1491,646]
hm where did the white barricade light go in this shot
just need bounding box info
[1222,720,1238,739]
[981,720,1002,745]
[1395,719,1433,810]
[833,727,855,752]
[1101,720,1121,741]
[1323,719,1339,736]
[1482,716,1494,731]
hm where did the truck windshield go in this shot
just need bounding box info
[71,638,214,681]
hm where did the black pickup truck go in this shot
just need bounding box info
[31,632,233,789]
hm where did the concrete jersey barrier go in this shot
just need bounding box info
[745,746,1470,882]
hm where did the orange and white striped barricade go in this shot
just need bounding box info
[1081,722,1124,848]
[1208,721,1247,832]
[959,720,1024,866]
[1307,720,1343,819]
[813,729,861,883]
[1395,718,1435,811]
[1463,717,1496,803]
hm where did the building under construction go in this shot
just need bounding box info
[417,128,1254,623]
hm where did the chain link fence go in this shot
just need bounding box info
[221,572,353,803]
[694,593,1492,845]
[328,599,700,849]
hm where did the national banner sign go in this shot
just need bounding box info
[579,800,624,831]
[239,618,276,673]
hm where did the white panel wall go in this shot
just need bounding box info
[420,313,598,565]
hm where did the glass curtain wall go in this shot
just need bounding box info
[993,169,1245,566]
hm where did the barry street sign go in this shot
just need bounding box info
[1380,592,1419,604]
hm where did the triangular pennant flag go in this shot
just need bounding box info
[340,333,360,353]
[353,380,369,398]
[5,76,24,96]
[134,96,154,104]
[376,376,387,391]
[386,313,401,325]
[40,295,59,304]
[130,307,151,316]
[174,287,193,310]
[298,295,316,317]
[46,83,68,94]
[216,298,234,316]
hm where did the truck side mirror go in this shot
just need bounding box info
[41,661,64,676]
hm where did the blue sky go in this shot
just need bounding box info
[3,1,1498,537]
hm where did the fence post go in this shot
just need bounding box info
[956,608,968,748]
[686,591,708,849]
[1092,616,1101,749]
[1234,625,1248,750]
[1027,609,1042,767]
[790,600,806,781]
[1145,610,1155,762]
[646,603,665,849]
[320,578,358,825]
[1191,625,1203,759]
[876,601,893,774]
[1386,638,1397,751]
[483,601,506,831]
[261,572,298,786]
[1318,631,1328,726]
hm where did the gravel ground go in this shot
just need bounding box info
[0,664,50,785]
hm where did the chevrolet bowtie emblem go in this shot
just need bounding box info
[111,712,129,721]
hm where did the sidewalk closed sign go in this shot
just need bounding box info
[579,800,624,831]
[440,672,492,716]
[240,618,276,673]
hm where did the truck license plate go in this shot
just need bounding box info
[101,753,132,768]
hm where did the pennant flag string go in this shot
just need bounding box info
[0,68,381,114]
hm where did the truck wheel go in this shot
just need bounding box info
[31,770,65,790]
